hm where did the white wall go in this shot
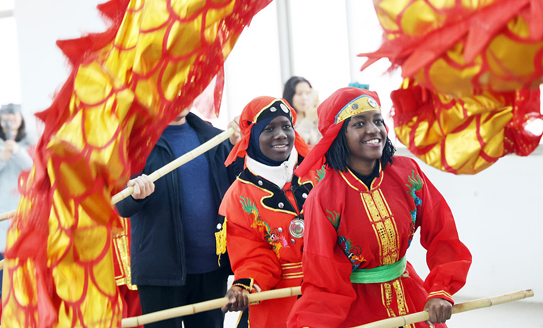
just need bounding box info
[10,0,543,305]
[14,0,106,137]
[403,146,543,303]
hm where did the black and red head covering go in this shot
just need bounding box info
[294,87,383,177]
[224,96,311,166]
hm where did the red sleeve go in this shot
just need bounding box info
[221,189,282,292]
[288,189,356,328]
[415,163,472,304]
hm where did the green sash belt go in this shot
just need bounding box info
[350,256,407,284]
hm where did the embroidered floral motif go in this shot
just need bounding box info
[240,196,288,258]
[405,171,423,245]
[326,210,366,270]
[316,166,326,182]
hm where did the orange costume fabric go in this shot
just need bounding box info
[288,158,472,328]
[1,0,272,327]
[360,0,543,174]
[219,164,321,327]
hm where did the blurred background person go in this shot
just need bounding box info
[0,103,34,299]
[282,76,321,146]
[0,103,34,245]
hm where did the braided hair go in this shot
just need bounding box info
[324,117,395,172]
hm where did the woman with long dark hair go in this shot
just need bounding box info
[282,76,321,146]
[287,88,472,328]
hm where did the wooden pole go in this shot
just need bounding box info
[0,127,236,221]
[352,289,534,328]
[0,210,15,222]
[121,286,301,327]
[111,127,235,204]
[0,127,236,273]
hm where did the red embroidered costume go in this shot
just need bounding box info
[216,97,321,327]
[288,88,472,328]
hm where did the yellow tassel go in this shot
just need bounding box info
[215,217,227,266]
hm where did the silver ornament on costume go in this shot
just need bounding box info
[270,106,277,112]
[289,218,304,238]
[280,103,289,113]
[368,98,378,108]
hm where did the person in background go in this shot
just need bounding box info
[0,103,34,249]
[217,96,322,328]
[0,103,34,304]
[116,106,242,328]
[288,88,472,328]
[282,77,321,146]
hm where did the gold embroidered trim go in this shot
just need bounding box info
[393,279,409,316]
[281,273,304,279]
[361,191,400,265]
[281,261,303,279]
[114,218,136,290]
[252,99,293,123]
[339,171,361,192]
[281,262,302,268]
[382,283,396,318]
[335,95,381,124]
[238,175,298,216]
[215,217,227,265]
[428,290,452,299]
[372,189,389,217]
[362,193,381,223]
[233,283,253,291]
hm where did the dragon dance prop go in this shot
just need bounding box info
[0,127,235,275]
[1,0,271,327]
[0,127,235,221]
[361,0,543,174]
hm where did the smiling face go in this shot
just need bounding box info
[258,116,295,162]
[344,110,387,175]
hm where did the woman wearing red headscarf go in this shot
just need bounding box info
[287,88,472,328]
[216,96,322,327]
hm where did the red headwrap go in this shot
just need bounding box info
[224,96,311,166]
[294,87,382,177]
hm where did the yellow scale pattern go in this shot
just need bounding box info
[2,0,271,327]
[366,0,543,175]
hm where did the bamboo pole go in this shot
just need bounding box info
[122,286,301,327]
[0,127,236,273]
[111,127,235,204]
[0,127,236,221]
[0,210,15,222]
[353,289,534,328]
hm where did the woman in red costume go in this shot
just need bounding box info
[216,96,322,327]
[287,88,472,328]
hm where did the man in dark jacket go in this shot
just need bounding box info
[116,108,241,328]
